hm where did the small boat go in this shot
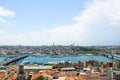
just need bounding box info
[86,54,93,56]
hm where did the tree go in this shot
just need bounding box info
[99,61,104,67]
[118,61,120,69]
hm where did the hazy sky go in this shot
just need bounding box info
[0,0,120,46]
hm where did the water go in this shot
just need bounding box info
[16,56,112,65]
[0,57,7,62]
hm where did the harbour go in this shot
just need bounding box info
[0,55,113,66]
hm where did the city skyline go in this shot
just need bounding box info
[0,0,120,46]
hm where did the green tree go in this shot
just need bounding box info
[99,61,104,67]
[118,61,120,69]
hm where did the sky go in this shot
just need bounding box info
[0,0,120,46]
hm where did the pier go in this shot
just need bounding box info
[0,54,28,66]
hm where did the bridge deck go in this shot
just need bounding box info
[0,54,28,66]
[102,54,120,61]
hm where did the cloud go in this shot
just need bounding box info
[0,29,4,33]
[0,7,15,17]
[75,0,120,45]
[0,6,15,25]
[0,0,120,45]
[4,24,85,45]
[0,18,12,25]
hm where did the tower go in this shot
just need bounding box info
[15,65,26,80]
